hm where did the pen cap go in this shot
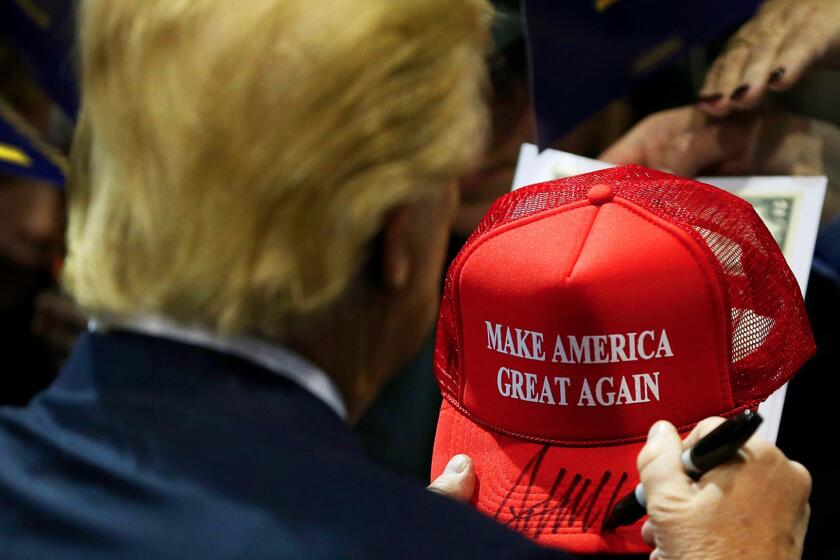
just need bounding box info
[431,165,815,555]
[688,410,763,473]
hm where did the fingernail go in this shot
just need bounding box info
[445,454,469,474]
[697,93,722,103]
[768,67,785,84]
[731,85,749,101]
[648,421,669,439]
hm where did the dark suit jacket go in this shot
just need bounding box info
[0,331,569,559]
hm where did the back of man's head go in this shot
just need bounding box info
[66,0,491,337]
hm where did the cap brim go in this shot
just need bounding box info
[432,399,684,554]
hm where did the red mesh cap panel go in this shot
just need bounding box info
[435,165,815,425]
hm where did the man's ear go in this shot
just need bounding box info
[379,206,413,292]
[371,187,458,292]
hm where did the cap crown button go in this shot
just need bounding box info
[587,183,615,205]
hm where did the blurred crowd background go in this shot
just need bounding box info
[1,0,839,557]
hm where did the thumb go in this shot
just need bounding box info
[658,119,751,176]
[428,454,475,502]
[637,421,694,506]
[599,133,645,166]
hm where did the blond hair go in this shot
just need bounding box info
[66,0,490,337]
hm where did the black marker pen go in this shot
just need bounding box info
[602,410,763,530]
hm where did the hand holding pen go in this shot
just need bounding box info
[609,413,812,560]
[604,410,764,530]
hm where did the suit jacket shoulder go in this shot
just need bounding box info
[0,332,568,560]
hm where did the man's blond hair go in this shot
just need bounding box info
[66,0,490,337]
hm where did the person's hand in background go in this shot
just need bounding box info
[600,106,827,176]
[600,106,840,221]
[599,108,710,176]
[639,418,811,560]
[698,0,840,117]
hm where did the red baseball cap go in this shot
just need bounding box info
[431,165,814,554]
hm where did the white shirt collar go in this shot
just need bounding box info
[87,316,348,421]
